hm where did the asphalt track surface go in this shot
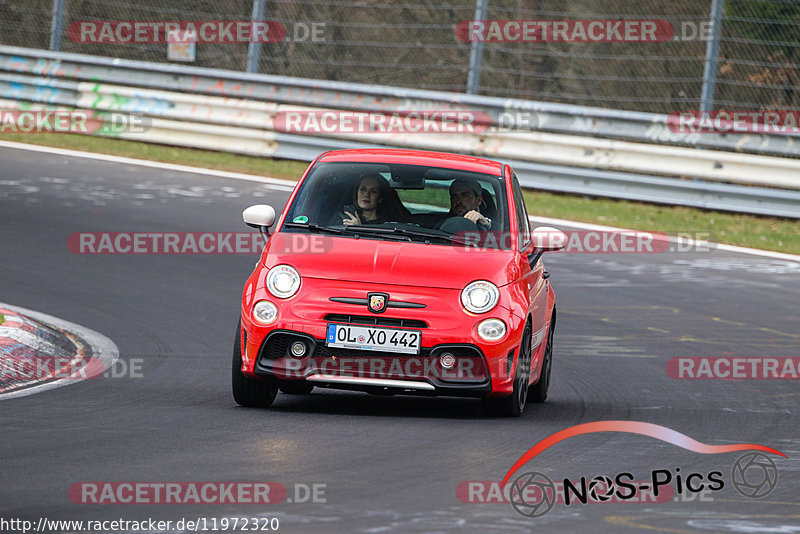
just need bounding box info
[1,145,799,533]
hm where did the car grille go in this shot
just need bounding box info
[323,314,428,329]
[257,333,490,385]
[314,344,432,360]
[261,333,297,359]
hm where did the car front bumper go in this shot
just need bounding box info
[240,276,526,397]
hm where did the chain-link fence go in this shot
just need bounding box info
[1,0,798,114]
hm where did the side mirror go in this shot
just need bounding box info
[243,204,276,244]
[528,226,568,269]
[531,226,567,251]
[242,204,276,229]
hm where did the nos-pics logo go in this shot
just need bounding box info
[502,421,782,518]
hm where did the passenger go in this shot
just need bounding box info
[340,173,410,226]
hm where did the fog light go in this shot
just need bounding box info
[477,319,507,341]
[253,300,278,324]
[290,341,307,357]
[440,352,456,369]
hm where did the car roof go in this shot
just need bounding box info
[317,149,503,176]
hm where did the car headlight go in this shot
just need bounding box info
[253,300,278,324]
[266,265,301,299]
[461,280,499,314]
[477,319,507,341]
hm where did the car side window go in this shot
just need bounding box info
[512,175,531,249]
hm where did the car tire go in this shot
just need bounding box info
[279,381,314,395]
[482,322,531,417]
[529,311,555,404]
[232,321,278,408]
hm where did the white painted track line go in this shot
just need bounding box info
[0,140,296,190]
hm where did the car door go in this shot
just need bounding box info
[511,173,548,352]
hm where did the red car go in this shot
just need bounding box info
[233,149,565,416]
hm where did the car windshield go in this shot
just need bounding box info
[281,161,511,249]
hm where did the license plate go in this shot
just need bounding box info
[326,324,421,355]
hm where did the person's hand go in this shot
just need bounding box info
[343,210,361,226]
[463,210,490,228]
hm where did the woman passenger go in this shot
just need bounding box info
[341,173,409,226]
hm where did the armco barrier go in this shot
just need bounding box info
[2,45,799,159]
[1,45,799,218]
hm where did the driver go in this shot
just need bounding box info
[446,178,492,229]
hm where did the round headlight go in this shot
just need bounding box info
[266,265,301,299]
[253,300,278,324]
[461,280,500,314]
[477,318,507,342]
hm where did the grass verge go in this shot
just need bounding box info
[2,133,798,254]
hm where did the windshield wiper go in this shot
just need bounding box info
[344,225,477,247]
[340,225,413,242]
[283,222,343,234]
[392,227,479,247]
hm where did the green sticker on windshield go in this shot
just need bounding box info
[293,216,309,223]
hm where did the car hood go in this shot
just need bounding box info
[262,232,519,289]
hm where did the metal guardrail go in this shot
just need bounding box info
[2,45,799,159]
[1,45,799,218]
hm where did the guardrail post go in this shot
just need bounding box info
[247,0,266,73]
[700,0,724,113]
[466,0,489,95]
[49,0,67,51]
